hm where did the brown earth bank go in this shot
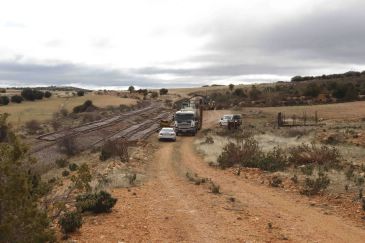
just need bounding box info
[71,133,365,242]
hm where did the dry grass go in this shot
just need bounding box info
[1,93,136,126]
[245,101,365,120]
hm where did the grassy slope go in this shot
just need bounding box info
[0,93,136,125]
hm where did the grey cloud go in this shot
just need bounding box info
[2,1,365,88]
[187,0,365,77]
[0,61,210,88]
[260,4,365,63]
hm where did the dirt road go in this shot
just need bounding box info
[72,134,365,242]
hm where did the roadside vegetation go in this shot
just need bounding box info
[198,109,365,219]
[189,70,365,109]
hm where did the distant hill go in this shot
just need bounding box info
[7,86,91,92]
[186,71,365,108]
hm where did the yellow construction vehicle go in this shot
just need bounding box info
[160,119,172,128]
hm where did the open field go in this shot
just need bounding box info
[0,93,136,125]
[248,101,365,120]
[3,92,365,242]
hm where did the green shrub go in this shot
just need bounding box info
[55,158,69,168]
[77,90,85,96]
[217,142,241,169]
[159,88,168,95]
[300,173,330,196]
[99,139,128,162]
[76,191,117,213]
[11,95,24,103]
[217,139,288,172]
[301,164,314,176]
[0,114,55,242]
[0,96,10,105]
[25,120,42,134]
[21,88,44,101]
[69,163,79,171]
[99,147,112,161]
[151,91,159,98]
[259,147,288,172]
[73,100,96,113]
[289,143,341,169]
[62,170,70,177]
[58,134,79,156]
[44,91,52,98]
[58,211,82,234]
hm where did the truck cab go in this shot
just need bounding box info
[175,110,197,135]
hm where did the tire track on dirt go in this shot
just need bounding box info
[179,136,365,242]
[144,141,273,242]
[72,139,274,242]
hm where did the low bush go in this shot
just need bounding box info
[301,164,314,176]
[186,172,209,185]
[55,158,69,168]
[44,91,52,98]
[76,191,117,213]
[60,108,69,117]
[51,119,61,131]
[356,176,365,186]
[25,120,42,134]
[270,176,282,187]
[69,163,79,171]
[217,142,241,169]
[259,147,288,172]
[288,143,341,169]
[21,88,44,101]
[151,91,159,98]
[291,174,298,184]
[58,134,79,156]
[159,88,168,95]
[210,182,220,194]
[300,172,330,196]
[0,96,10,105]
[204,136,214,144]
[62,170,70,177]
[82,112,102,123]
[77,90,85,96]
[217,139,288,172]
[73,100,97,113]
[11,95,24,103]
[58,211,82,234]
[99,139,128,162]
[345,164,355,180]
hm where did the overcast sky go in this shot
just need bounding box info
[1,0,365,89]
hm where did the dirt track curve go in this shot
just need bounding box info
[72,135,365,242]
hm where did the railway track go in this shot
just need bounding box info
[37,104,162,141]
[31,103,172,167]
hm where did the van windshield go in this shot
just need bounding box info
[176,113,194,122]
